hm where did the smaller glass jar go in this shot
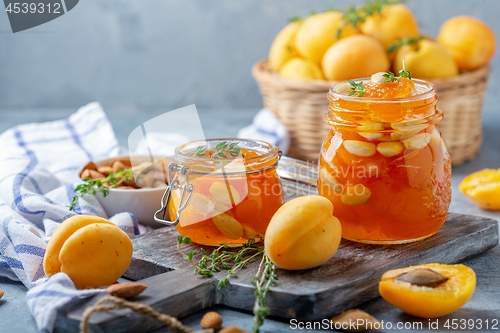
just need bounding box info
[154,138,284,246]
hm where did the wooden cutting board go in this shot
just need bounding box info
[54,159,500,332]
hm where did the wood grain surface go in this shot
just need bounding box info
[55,162,499,332]
[55,211,498,333]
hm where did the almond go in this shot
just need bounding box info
[107,282,147,299]
[343,140,377,157]
[153,179,167,188]
[97,166,113,176]
[112,161,127,172]
[319,168,343,195]
[137,175,155,188]
[81,169,105,180]
[341,185,371,206]
[212,213,243,240]
[200,311,223,330]
[357,122,384,140]
[377,142,404,157]
[402,133,432,150]
[210,182,242,205]
[330,309,380,332]
[219,327,249,333]
[242,224,259,239]
[189,193,215,217]
[82,161,98,171]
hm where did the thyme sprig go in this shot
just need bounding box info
[252,253,277,333]
[69,163,155,211]
[336,0,405,38]
[177,235,277,333]
[194,141,243,159]
[347,79,366,97]
[383,59,412,83]
[387,36,423,54]
[399,59,412,79]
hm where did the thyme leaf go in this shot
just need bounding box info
[347,79,366,97]
[177,235,276,333]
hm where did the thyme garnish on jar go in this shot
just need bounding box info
[337,0,405,38]
[177,235,277,333]
[194,141,243,159]
[347,79,367,97]
[384,59,412,82]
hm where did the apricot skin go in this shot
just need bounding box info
[264,196,342,270]
[379,263,476,318]
[43,215,133,289]
[43,215,114,277]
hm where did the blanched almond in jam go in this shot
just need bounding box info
[189,193,215,217]
[242,224,259,239]
[377,142,404,157]
[212,213,243,240]
[402,133,432,150]
[357,122,384,140]
[341,185,371,206]
[319,168,343,194]
[390,122,428,141]
[209,182,242,205]
[343,140,377,157]
[371,72,387,84]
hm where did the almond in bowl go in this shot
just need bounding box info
[77,156,169,227]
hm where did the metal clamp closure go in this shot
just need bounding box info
[154,163,194,226]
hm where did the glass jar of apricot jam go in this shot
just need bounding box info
[318,76,452,244]
[154,138,284,246]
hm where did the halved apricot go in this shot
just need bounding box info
[379,263,476,318]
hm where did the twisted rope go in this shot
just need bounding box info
[80,296,212,333]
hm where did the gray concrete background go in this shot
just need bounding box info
[0,0,499,111]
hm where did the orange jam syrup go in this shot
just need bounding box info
[319,74,452,244]
[169,140,284,246]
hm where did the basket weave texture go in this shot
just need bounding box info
[252,60,490,165]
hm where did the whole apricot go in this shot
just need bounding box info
[43,215,133,289]
[295,11,358,65]
[393,39,459,79]
[361,4,419,48]
[437,16,496,71]
[322,35,390,81]
[379,263,476,318]
[264,196,341,270]
[268,21,300,71]
[459,168,500,210]
[279,58,324,81]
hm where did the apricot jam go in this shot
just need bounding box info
[165,139,283,246]
[318,78,451,244]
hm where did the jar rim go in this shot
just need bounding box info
[174,138,279,174]
[329,78,436,103]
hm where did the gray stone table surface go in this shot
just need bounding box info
[0,106,499,332]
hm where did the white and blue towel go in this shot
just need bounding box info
[0,102,147,331]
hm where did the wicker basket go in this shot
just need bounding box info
[252,60,490,165]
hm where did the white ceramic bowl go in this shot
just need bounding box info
[78,156,169,228]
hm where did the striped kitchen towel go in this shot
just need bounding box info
[0,102,147,331]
